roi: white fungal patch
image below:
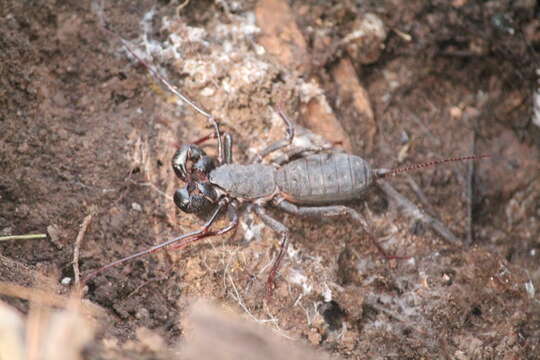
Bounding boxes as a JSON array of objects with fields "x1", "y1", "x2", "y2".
[
  {"x1": 214, "y1": 12, "x2": 260, "y2": 37},
  {"x1": 240, "y1": 212, "x2": 264, "y2": 243},
  {"x1": 224, "y1": 58, "x2": 270, "y2": 90},
  {"x1": 200, "y1": 86, "x2": 216, "y2": 97},
  {"x1": 533, "y1": 69, "x2": 540, "y2": 128},
  {"x1": 525, "y1": 280, "x2": 535, "y2": 299},
  {"x1": 123, "y1": 8, "x2": 270, "y2": 103},
  {"x1": 322, "y1": 283, "x2": 333, "y2": 302},
  {"x1": 288, "y1": 268, "x2": 313, "y2": 295},
  {"x1": 298, "y1": 79, "x2": 324, "y2": 103},
  {"x1": 182, "y1": 58, "x2": 220, "y2": 85}
]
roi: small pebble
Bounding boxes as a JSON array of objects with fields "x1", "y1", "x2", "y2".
[
  {"x1": 344, "y1": 13, "x2": 387, "y2": 65},
  {"x1": 131, "y1": 202, "x2": 143, "y2": 212}
]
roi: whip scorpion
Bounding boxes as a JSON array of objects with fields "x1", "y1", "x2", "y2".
[{"x1": 84, "y1": 33, "x2": 488, "y2": 295}]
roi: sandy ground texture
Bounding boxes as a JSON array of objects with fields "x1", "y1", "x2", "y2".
[{"x1": 1, "y1": 0, "x2": 540, "y2": 359}]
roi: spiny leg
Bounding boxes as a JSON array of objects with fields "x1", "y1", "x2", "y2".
[
  {"x1": 273, "y1": 198, "x2": 402, "y2": 260},
  {"x1": 253, "y1": 205, "x2": 290, "y2": 297}
]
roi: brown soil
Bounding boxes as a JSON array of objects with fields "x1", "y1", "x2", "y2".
[{"x1": 1, "y1": 0, "x2": 539, "y2": 358}]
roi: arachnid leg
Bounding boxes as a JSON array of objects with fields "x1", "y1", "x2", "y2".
[
  {"x1": 207, "y1": 115, "x2": 224, "y2": 165},
  {"x1": 110, "y1": 28, "x2": 226, "y2": 166},
  {"x1": 168, "y1": 199, "x2": 240, "y2": 251},
  {"x1": 190, "y1": 133, "x2": 231, "y2": 177},
  {"x1": 193, "y1": 132, "x2": 218, "y2": 145},
  {"x1": 190, "y1": 132, "x2": 233, "y2": 165},
  {"x1": 271, "y1": 144, "x2": 336, "y2": 166},
  {"x1": 273, "y1": 198, "x2": 402, "y2": 260},
  {"x1": 83, "y1": 198, "x2": 237, "y2": 282},
  {"x1": 253, "y1": 108, "x2": 295, "y2": 162},
  {"x1": 253, "y1": 205, "x2": 290, "y2": 298},
  {"x1": 223, "y1": 133, "x2": 233, "y2": 164},
  {"x1": 273, "y1": 197, "x2": 368, "y2": 225},
  {"x1": 192, "y1": 131, "x2": 233, "y2": 165}
]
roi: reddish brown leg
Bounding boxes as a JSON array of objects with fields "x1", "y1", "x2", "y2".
[
  {"x1": 191, "y1": 132, "x2": 232, "y2": 165},
  {"x1": 193, "y1": 132, "x2": 217, "y2": 145},
  {"x1": 253, "y1": 205, "x2": 290, "y2": 298},
  {"x1": 168, "y1": 204, "x2": 239, "y2": 251},
  {"x1": 83, "y1": 200, "x2": 238, "y2": 283}
]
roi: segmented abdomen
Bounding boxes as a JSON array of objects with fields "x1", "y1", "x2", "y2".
[{"x1": 275, "y1": 153, "x2": 372, "y2": 204}]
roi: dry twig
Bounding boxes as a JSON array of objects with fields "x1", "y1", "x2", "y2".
[
  {"x1": 0, "y1": 234, "x2": 47, "y2": 242},
  {"x1": 73, "y1": 208, "x2": 96, "y2": 286},
  {"x1": 377, "y1": 180, "x2": 461, "y2": 246}
]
